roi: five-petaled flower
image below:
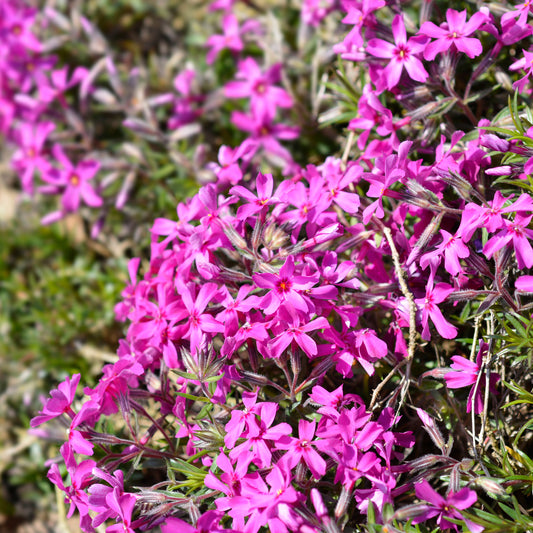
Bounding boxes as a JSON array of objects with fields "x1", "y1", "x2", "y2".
[
  {"x1": 419, "y1": 9, "x2": 487, "y2": 60},
  {"x1": 367, "y1": 15, "x2": 429, "y2": 90}
]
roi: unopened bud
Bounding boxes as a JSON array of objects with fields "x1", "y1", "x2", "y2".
[
  {"x1": 392, "y1": 503, "x2": 432, "y2": 521},
  {"x1": 334, "y1": 486, "x2": 351, "y2": 520},
  {"x1": 239, "y1": 370, "x2": 269, "y2": 387},
  {"x1": 474, "y1": 477, "x2": 508, "y2": 498},
  {"x1": 221, "y1": 221, "x2": 248, "y2": 251},
  {"x1": 262, "y1": 222, "x2": 288, "y2": 249},
  {"x1": 407, "y1": 454, "x2": 448, "y2": 471}
]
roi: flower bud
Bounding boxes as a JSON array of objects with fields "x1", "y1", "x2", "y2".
[{"x1": 474, "y1": 477, "x2": 508, "y2": 498}]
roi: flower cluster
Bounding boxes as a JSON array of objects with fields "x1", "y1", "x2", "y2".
[{"x1": 24, "y1": 0, "x2": 533, "y2": 531}]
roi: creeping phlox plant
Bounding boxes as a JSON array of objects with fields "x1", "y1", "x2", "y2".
[{"x1": 25, "y1": 0, "x2": 533, "y2": 531}]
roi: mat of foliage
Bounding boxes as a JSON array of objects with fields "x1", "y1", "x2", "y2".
[{"x1": 4, "y1": 0, "x2": 533, "y2": 532}]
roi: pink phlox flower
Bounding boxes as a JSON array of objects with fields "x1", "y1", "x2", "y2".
[
  {"x1": 207, "y1": 140, "x2": 256, "y2": 186},
  {"x1": 224, "y1": 390, "x2": 262, "y2": 448},
  {"x1": 197, "y1": 183, "x2": 238, "y2": 227},
  {"x1": 420, "y1": 229, "x2": 470, "y2": 275},
  {"x1": 483, "y1": 213, "x2": 533, "y2": 269},
  {"x1": 510, "y1": 49, "x2": 533, "y2": 92},
  {"x1": 1, "y1": 1, "x2": 42, "y2": 51},
  {"x1": 301, "y1": 0, "x2": 335, "y2": 27},
  {"x1": 84, "y1": 357, "x2": 144, "y2": 416},
  {"x1": 205, "y1": 14, "x2": 261, "y2": 64},
  {"x1": 88, "y1": 468, "x2": 127, "y2": 527},
  {"x1": 204, "y1": 452, "x2": 253, "y2": 497},
  {"x1": 335, "y1": 444, "x2": 381, "y2": 489},
  {"x1": 308, "y1": 384, "x2": 364, "y2": 420},
  {"x1": 320, "y1": 156, "x2": 361, "y2": 214},
  {"x1": 340, "y1": 0, "x2": 385, "y2": 34},
  {"x1": 11, "y1": 121, "x2": 54, "y2": 193},
  {"x1": 318, "y1": 322, "x2": 358, "y2": 378},
  {"x1": 47, "y1": 443, "x2": 96, "y2": 524},
  {"x1": 230, "y1": 172, "x2": 279, "y2": 220},
  {"x1": 268, "y1": 313, "x2": 329, "y2": 359},
  {"x1": 498, "y1": 13, "x2": 533, "y2": 46},
  {"x1": 41, "y1": 144, "x2": 102, "y2": 212},
  {"x1": 253, "y1": 255, "x2": 318, "y2": 315},
  {"x1": 333, "y1": 24, "x2": 366, "y2": 62},
  {"x1": 276, "y1": 419, "x2": 327, "y2": 479},
  {"x1": 151, "y1": 196, "x2": 202, "y2": 250},
  {"x1": 348, "y1": 84, "x2": 393, "y2": 149},
  {"x1": 415, "y1": 279, "x2": 458, "y2": 340},
  {"x1": 67, "y1": 400, "x2": 100, "y2": 456},
  {"x1": 39, "y1": 66, "x2": 88, "y2": 106},
  {"x1": 419, "y1": 9, "x2": 487, "y2": 60},
  {"x1": 445, "y1": 341, "x2": 500, "y2": 414},
  {"x1": 246, "y1": 464, "x2": 302, "y2": 529},
  {"x1": 367, "y1": 14, "x2": 429, "y2": 90},
  {"x1": 216, "y1": 285, "x2": 256, "y2": 336},
  {"x1": 167, "y1": 69, "x2": 204, "y2": 129},
  {"x1": 104, "y1": 490, "x2": 138, "y2": 533},
  {"x1": 230, "y1": 109, "x2": 299, "y2": 166},
  {"x1": 6, "y1": 48, "x2": 55, "y2": 94},
  {"x1": 413, "y1": 480, "x2": 483, "y2": 532},
  {"x1": 354, "y1": 328, "x2": 388, "y2": 375},
  {"x1": 315, "y1": 404, "x2": 373, "y2": 447},
  {"x1": 225, "y1": 58, "x2": 292, "y2": 118},
  {"x1": 277, "y1": 170, "x2": 335, "y2": 237},
  {"x1": 114, "y1": 258, "x2": 143, "y2": 322},
  {"x1": 502, "y1": 0, "x2": 533, "y2": 27},
  {"x1": 362, "y1": 150, "x2": 406, "y2": 224},
  {"x1": 208, "y1": 0, "x2": 238, "y2": 11},
  {"x1": 174, "y1": 280, "x2": 224, "y2": 354},
  {"x1": 228, "y1": 402, "x2": 292, "y2": 468},
  {"x1": 129, "y1": 282, "x2": 185, "y2": 344},
  {"x1": 458, "y1": 191, "x2": 533, "y2": 242},
  {"x1": 31, "y1": 373, "x2": 80, "y2": 427},
  {"x1": 221, "y1": 312, "x2": 269, "y2": 357},
  {"x1": 314, "y1": 250, "x2": 359, "y2": 290}
]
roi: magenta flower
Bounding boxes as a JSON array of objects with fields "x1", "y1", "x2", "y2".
[
  {"x1": 230, "y1": 109, "x2": 299, "y2": 165},
  {"x1": 11, "y1": 121, "x2": 54, "y2": 193},
  {"x1": 31, "y1": 374, "x2": 80, "y2": 426},
  {"x1": 230, "y1": 172, "x2": 279, "y2": 219},
  {"x1": 413, "y1": 480, "x2": 483, "y2": 532},
  {"x1": 445, "y1": 341, "x2": 500, "y2": 414},
  {"x1": 510, "y1": 49, "x2": 533, "y2": 93},
  {"x1": 105, "y1": 491, "x2": 138, "y2": 533},
  {"x1": 367, "y1": 15, "x2": 429, "y2": 90},
  {"x1": 269, "y1": 316, "x2": 329, "y2": 358},
  {"x1": 415, "y1": 281, "x2": 457, "y2": 341},
  {"x1": 175, "y1": 281, "x2": 224, "y2": 354},
  {"x1": 483, "y1": 213, "x2": 533, "y2": 269},
  {"x1": 457, "y1": 192, "x2": 533, "y2": 244},
  {"x1": 253, "y1": 255, "x2": 318, "y2": 315},
  {"x1": 206, "y1": 15, "x2": 260, "y2": 64},
  {"x1": 276, "y1": 419, "x2": 327, "y2": 479},
  {"x1": 1, "y1": 1, "x2": 42, "y2": 51},
  {"x1": 41, "y1": 144, "x2": 102, "y2": 212},
  {"x1": 419, "y1": 9, "x2": 487, "y2": 60},
  {"x1": 224, "y1": 58, "x2": 292, "y2": 118},
  {"x1": 420, "y1": 230, "x2": 470, "y2": 275},
  {"x1": 228, "y1": 402, "x2": 291, "y2": 468},
  {"x1": 47, "y1": 444, "x2": 96, "y2": 530}
]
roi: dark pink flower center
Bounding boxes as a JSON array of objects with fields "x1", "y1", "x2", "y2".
[
  {"x1": 395, "y1": 45, "x2": 409, "y2": 60},
  {"x1": 277, "y1": 278, "x2": 292, "y2": 293}
]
